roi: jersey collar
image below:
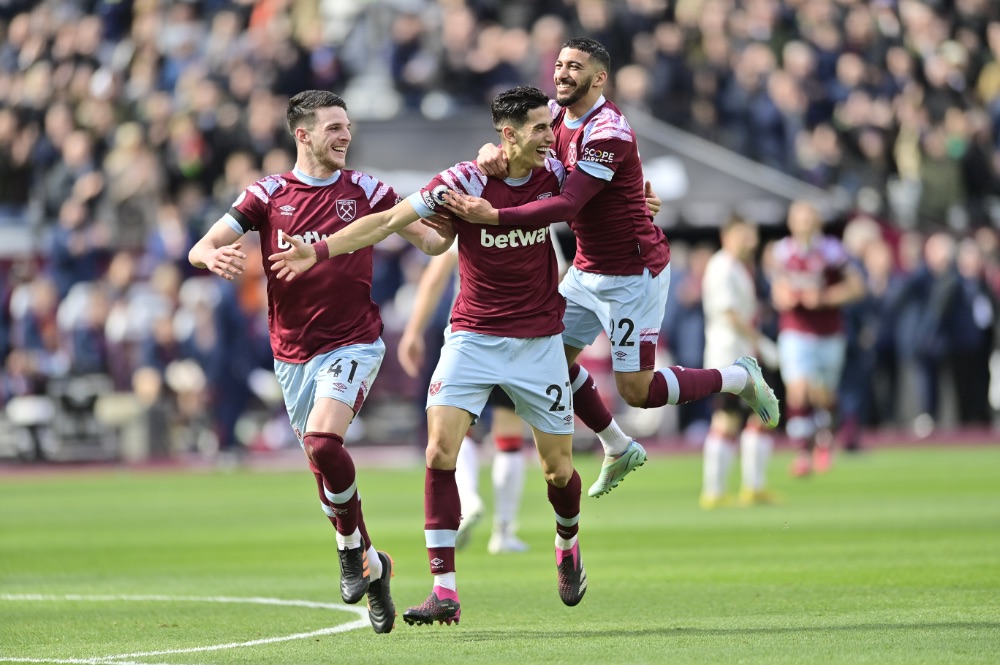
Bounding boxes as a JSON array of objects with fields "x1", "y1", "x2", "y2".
[
  {"x1": 504, "y1": 171, "x2": 533, "y2": 187},
  {"x1": 293, "y1": 165, "x2": 342, "y2": 187},
  {"x1": 563, "y1": 95, "x2": 606, "y2": 130}
]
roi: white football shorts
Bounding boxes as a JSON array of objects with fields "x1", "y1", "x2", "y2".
[
  {"x1": 274, "y1": 338, "x2": 386, "y2": 445},
  {"x1": 560, "y1": 265, "x2": 671, "y2": 372},
  {"x1": 776, "y1": 329, "x2": 846, "y2": 391},
  {"x1": 426, "y1": 328, "x2": 574, "y2": 434}
]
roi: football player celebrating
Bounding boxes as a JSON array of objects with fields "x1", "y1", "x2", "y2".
[
  {"x1": 189, "y1": 90, "x2": 455, "y2": 634},
  {"x1": 270, "y1": 86, "x2": 588, "y2": 626}
]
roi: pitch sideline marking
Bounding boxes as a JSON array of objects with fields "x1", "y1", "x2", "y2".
[{"x1": 0, "y1": 594, "x2": 369, "y2": 664}]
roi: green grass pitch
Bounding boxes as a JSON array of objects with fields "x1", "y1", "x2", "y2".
[{"x1": 1, "y1": 445, "x2": 998, "y2": 664}]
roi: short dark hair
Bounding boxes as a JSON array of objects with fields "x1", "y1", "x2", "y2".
[
  {"x1": 562, "y1": 37, "x2": 611, "y2": 73},
  {"x1": 491, "y1": 86, "x2": 551, "y2": 132},
  {"x1": 286, "y1": 90, "x2": 347, "y2": 134}
]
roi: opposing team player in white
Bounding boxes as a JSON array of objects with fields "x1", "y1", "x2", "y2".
[
  {"x1": 269, "y1": 86, "x2": 590, "y2": 626},
  {"x1": 451, "y1": 38, "x2": 780, "y2": 499},
  {"x1": 700, "y1": 216, "x2": 779, "y2": 508},
  {"x1": 188, "y1": 90, "x2": 455, "y2": 634}
]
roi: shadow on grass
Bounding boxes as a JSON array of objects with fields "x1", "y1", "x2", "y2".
[{"x1": 456, "y1": 622, "x2": 999, "y2": 641}]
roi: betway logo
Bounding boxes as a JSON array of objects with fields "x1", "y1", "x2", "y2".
[
  {"x1": 277, "y1": 229, "x2": 356, "y2": 255},
  {"x1": 480, "y1": 227, "x2": 548, "y2": 248},
  {"x1": 277, "y1": 229, "x2": 330, "y2": 248}
]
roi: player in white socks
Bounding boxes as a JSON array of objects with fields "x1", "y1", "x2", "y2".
[{"x1": 700, "y1": 216, "x2": 778, "y2": 507}]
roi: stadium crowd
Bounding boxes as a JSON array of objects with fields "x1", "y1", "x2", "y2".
[{"x1": 0, "y1": 0, "x2": 998, "y2": 461}]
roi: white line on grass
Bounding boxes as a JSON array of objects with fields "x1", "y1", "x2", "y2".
[{"x1": 0, "y1": 594, "x2": 369, "y2": 664}]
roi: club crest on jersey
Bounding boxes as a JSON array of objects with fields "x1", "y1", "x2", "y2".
[
  {"x1": 429, "y1": 381, "x2": 442, "y2": 396},
  {"x1": 567, "y1": 142, "x2": 578, "y2": 167},
  {"x1": 337, "y1": 199, "x2": 357, "y2": 221}
]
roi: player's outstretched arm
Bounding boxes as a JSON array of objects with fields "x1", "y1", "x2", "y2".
[
  {"x1": 450, "y1": 167, "x2": 607, "y2": 228},
  {"x1": 396, "y1": 210, "x2": 456, "y2": 256},
  {"x1": 397, "y1": 251, "x2": 458, "y2": 378},
  {"x1": 268, "y1": 199, "x2": 450, "y2": 281},
  {"x1": 189, "y1": 221, "x2": 247, "y2": 281}
]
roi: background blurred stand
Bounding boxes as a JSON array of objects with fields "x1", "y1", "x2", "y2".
[{"x1": 5, "y1": 375, "x2": 117, "y2": 462}]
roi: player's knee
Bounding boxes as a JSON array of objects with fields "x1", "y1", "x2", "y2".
[
  {"x1": 619, "y1": 381, "x2": 648, "y2": 408},
  {"x1": 541, "y1": 457, "x2": 573, "y2": 487},
  {"x1": 710, "y1": 410, "x2": 741, "y2": 438},
  {"x1": 303, "y1": 434, "x2": 343, "y2": 470},
  {"x1": 425, "y1": 438, "x2": 457, "y2": 470}
]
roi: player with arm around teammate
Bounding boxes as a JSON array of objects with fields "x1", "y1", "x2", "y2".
[
  {"x1": 448, "y1": 37, "x2": 780, "y2": 499},
  {"x1": 188, "y1": 90, "x2": 454, "y2": 634},
  {"x1": 270, "y1": 86, "x2": 589, "y2": 626}
]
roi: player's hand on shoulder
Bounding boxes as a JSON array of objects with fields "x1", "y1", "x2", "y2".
[
  {"x1": 442, "y1": 190, "x2": 499, "y2": 225},
  {"x1": 267, "y1": 234, "x2": 317, "y2": 281},
  {"x1": 476, "y1": 143, "x2": 508, "y2": 178},
  {"x1": 208, "y1": 242, "x2": 247, "y2": 281}
]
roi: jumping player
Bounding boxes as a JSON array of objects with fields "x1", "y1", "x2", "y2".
[{"x1": 453, "y1": 38, "x2": 780, "y2": 498}]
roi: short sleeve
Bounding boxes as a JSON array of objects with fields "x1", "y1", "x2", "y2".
[{"x1": 576, "y1": 109, "x2": 635, "y2": 182}]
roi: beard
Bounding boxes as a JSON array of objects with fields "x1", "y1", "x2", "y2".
[
  {"x1": 555, "y1": 74, "x2": 592, "y2": 107},
  {"x1": 312, "y1": 142, "x2": 344, "y2": 171}
]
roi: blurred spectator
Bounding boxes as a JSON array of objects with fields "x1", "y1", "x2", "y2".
[
  {"x1": 0, "y1": 108, "x2": 34, "y2": 227},
  {"x1": 662, "y1": 243, "x2": 713, "y2": 439},
  {"x1": 949, "y1": 238, "x2": 996, "y2": 425},
  {"x1": 47, "y1": 197, "x2": 109, "y2": 299}
]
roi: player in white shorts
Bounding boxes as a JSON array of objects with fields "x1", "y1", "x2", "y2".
[
  {"x1": 699, "y1": 216, "x2": 778, "y2": 508},
  {"x1": 188, "y1": 90, "x2": 455, "y2": 634},
  {"x1": 397, "y1": 243, "x2": 574, "y2": 554},
  {"x1": 453, "y1": 38, "x2": 780, "y2": 499},
  {"x1": 770, "y1": 200, "x2": 865, "y2": 477},
  {"x1": 269, "y1": 86, "x2": 590, "y2": 625}
]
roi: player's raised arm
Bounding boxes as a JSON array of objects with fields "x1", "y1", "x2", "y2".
[{"x1": 189, "y1": 220, "x2": 247, "y2": 281}]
